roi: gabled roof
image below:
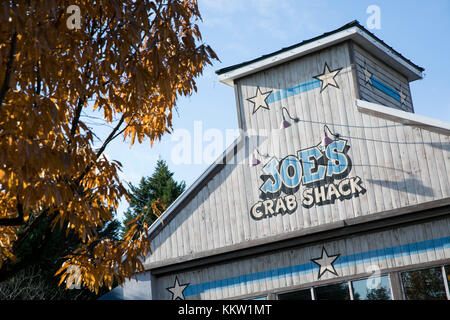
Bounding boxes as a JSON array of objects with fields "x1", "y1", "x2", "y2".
[{"x1": 216, "y1": 20, "x2": 424, "y2": 86}]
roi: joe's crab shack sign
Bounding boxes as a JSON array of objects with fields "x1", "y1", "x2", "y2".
[{"x1": 250, "y1": 126, "x2": 366, "y2": 221}]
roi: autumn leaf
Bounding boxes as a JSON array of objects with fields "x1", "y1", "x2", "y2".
[{"x1": 0, "y1": 0, "x2": 217, "y2": 291}]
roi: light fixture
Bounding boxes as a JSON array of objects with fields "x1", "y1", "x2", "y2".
[
  {"x1": 249, "y1": 149, "x2": 270, "y2": 167},
  {"x1": 322, "y1": 125, "x2": 340, "y2": 149},
  {"x1": 280, "y1": 107, "x2": 300, "y2": 129},
  {"x1": 249, "y1": 153, "x2": 261, "y2": 167}
]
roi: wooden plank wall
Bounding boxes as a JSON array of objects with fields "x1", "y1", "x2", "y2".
[
  {"x1": 146, "y1": 42, "x2": 450, "y2": 266},
  {"x1": 353, "y1": 43, "x2": 414, "y2": 112},
  {"x1": 153, "y1": 216, "x2": 450, "y2": 299}
]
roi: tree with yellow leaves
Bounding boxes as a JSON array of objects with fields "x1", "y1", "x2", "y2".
[{"x1": 0, "y1": 0, "x2": 217, "y2": 294}]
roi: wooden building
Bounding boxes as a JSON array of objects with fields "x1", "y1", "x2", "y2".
[{"x1": 102, "y1": 21, "x2": 450, "y2": 300}]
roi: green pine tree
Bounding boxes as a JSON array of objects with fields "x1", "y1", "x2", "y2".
[
  {"x1": 0, "y1": 214, "x2": 121, "y2": 300},
  {"x1": 121, "y1": 159, "x2": 186, "y2": 235}
]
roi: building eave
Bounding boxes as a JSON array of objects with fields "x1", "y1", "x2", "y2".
[
  {"x1": 216, "y1": 20, "x2": 424, "y2": 86},
  {"x1": 356, "y1": 99, "x2": 450, "y2": 136},
  {"x1": 145, "y1": 198, "x2": 450, "y2": 274}
]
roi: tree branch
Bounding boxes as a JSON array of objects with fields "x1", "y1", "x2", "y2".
[
  {"x1": 69, "y1": 14, "x2": 98, "y2": 140},
  {"x1": 74, "y1": 113, "x2": 126, "y2": 185},
  {"x1": 0, "y1": 203, "x2": 23, "y2": 226},
  {"x1": 96, "y1": 113, "x2": 125, "y2": 159},
  {"x1": 0, "y1": 31, "x2": 18, "y2": 108},
  {"x1": 69, "y1": 96, "x2": 86, "y2": 137},
  {"x1": 110, "y1": 114, "x2": 135, "y2": 141},
  {"x1": 35, "y1": 60, "x2": 41, "y2": 96},
  {"x1": 11, "y1": 209, "x2": 49, "y2": 252},
  {"x1": 0, "y1": 225, "x2": 53, "y2": 283}
]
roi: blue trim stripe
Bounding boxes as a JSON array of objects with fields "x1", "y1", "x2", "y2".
[
  {"x1": 370, "y1": 77, "x2": 401, "y2": 102},
  {"x1": 266, "y1": 79, "x2": 321, "y2": 105},
  {"x1": 258, "y1": 75, "x2": 401, "y2": 107},
  {"x1": 183, "y1": 236, "x2": 450, "y2": 297}
]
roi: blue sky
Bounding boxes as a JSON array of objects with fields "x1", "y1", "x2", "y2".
[{"x1": 105, "y1": 0, "x2": 450, "y2": 221}]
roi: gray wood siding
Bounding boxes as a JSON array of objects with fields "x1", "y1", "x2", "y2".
[
  {"x1": 146, "y1": 42, "x2": 450, "y2": 266},
  {"x1": 154, "y1": 216, "x2": 450, "y2": 299},
  {"x1": 353, "y1": 43, "x2": 414, "y2": 112}
]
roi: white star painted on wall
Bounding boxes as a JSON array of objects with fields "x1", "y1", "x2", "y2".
[
  {"x1": 314, "y1": 63, "x2": 342, "y2": 93},
  {"x1": 311, "y1": 247, "x2": 340, "y2": 279},
  {"x1": 247, "y1": 86, "x2": 272, "y2": 114},
  {"x1": 166, "y1": 276, "x2": 189, "y2": 300}
]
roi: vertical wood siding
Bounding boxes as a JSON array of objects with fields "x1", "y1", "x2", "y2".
[
  {"x1": 155, "y1": 217, "x2": 450, "y2": 299},
  {"x1": 146, "y1": 42, "x2": 450, "y2": 266},
  {"x1": 353, "y1": 43, "x2": 414, "y2": 112}
]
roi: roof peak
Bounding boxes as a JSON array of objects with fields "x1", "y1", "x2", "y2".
[{"x1": 215, "y1": 20, "x2": 423, "y2": 84}]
